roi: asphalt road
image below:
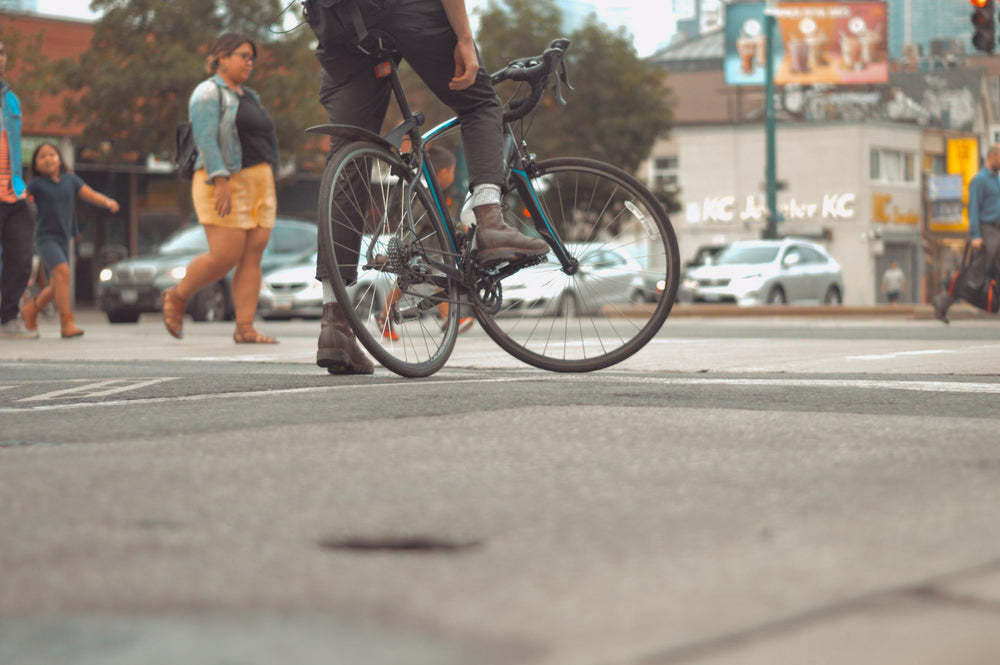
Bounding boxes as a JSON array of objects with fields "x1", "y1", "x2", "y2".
[{"x1": 2, "y1": 307, "x2": 1000, "y2": 665}]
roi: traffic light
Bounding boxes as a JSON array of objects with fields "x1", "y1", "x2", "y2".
[{"x1": 971, "y1": 0, "x2": 996, "y2": 53}]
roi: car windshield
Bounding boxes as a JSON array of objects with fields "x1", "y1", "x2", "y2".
[
  {"x1": 159, "y1": 227, "x2": 208, "y2": 255},
  {"x1": 715, "y1": 245, "x2": 780, "y2": 265}
]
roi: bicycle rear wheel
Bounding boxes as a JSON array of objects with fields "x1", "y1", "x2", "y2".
[
  {"x1": 318, "y1": 141, "x2": 460, "y2": 378},
  {"x1": 476, "y1": 157, "x2": 679, "y2": 372}
]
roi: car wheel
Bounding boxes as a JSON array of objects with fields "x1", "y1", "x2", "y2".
[
  {"x1": 190, "y1": 282, "x2": 227, "y2": 322},
  {"x1": 556, "y1": 292, "x2": 579, "y2": 317},
  {"x1": 766, "y1": 286, "x2": 787, "y2": 305},
  {"x1": 106, "y1": 309, "x2": 140, "y2": 324},
  {"x1": 629, "y1": 288, "x2": 645, "y2": 304},
  {"x1": 823, "y1": 285, "x2": 842, "y2": 305}
]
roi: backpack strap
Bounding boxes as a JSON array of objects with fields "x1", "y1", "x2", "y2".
[{"x1": 334, "y1": 1, "x2": 369, "y2": 47}]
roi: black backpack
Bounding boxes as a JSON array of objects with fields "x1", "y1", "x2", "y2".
[
  {"x1": 303, "y1": 0, "x2": 389, "y2": 53},
  {"x1": 174, "y1": 121, "x2": 197, "y2": 180}
]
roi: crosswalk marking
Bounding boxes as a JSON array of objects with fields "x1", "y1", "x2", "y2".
[{"x1": 15, "y1": 378, "x2": 178, "y2": 403}]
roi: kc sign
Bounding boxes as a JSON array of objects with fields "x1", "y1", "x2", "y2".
[{"x1": 686, "y1": 192, "x2": 856, "y2": 225}]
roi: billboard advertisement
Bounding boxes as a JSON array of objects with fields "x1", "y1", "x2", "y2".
[
  {"x1": 724, "y1": 2, "x2": 888, "y2": 87},
  {"x1": 725, "y1": 3, "x2": 769, "y2": 86},
  {"x1": 774, "y1": 2, "x2": 887, "y2": 85}
]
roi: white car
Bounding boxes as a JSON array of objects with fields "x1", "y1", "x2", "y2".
[
  {"x1": 259, "y1": 236, "x2": 393, "y2": 320},
  {"x1": 500, "y1": 244, "x2": 646, "y2": 316},
  {"x1": 682, "y1": 238, "x2": 843, "y2": 306}
]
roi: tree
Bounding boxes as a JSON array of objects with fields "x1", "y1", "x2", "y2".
[
  {"x1": 0, "y1": 22, "x2": 57, "y2": 120},
  {"x1": 62, "y1": 0, "x2": 325, "y2": 167},
  {"x1": 475, "y1": 0, "x2": 673, "y2": 175}
]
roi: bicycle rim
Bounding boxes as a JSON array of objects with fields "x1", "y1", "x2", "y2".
[
  {"x1": 319, "y1": 142, "x2": 459, "y2": 378},
  {"x1": 476, "y1": 157, "x2": 679, "y2": 372}
]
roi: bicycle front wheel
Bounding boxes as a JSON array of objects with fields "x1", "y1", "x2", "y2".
[
  {"x1": 476, "y1": 157, "x2": 680, "y2": 372},
  {"x1": 318, "y1": 141, "x2": 460, "y2": 378}
]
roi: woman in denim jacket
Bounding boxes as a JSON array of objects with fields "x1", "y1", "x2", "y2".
[{"x1": 162, "y1": 32, "x2": 280, "y2": 343}]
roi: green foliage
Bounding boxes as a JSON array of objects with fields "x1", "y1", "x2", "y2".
[
  {"x1": 476, "y1": 0, "x2": 673, "y2": 174},
  {"x1": 0, "y1": 22, "x2": 56, "y2": 119},
  {"x1": 62, "y1": 0, "x2": 324, "y2": 166}
]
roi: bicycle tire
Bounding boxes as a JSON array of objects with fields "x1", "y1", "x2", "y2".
[
  {"x1": 318, "y1": 141, "x2": 460, "y2": 378},
  {"x1": 475, "y1": 157, "x2": 679, "y2": 372}
]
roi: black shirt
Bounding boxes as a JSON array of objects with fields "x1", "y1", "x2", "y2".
[{"x1": 236, "y1": 92, "x2": 277, "y2": 169}]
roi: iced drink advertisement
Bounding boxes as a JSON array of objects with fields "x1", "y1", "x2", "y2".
[
  {"x1": 724, "y1": 2, "x2": 887, "y2": 87},
  {"x1": 774, "y1": 2, "x2": 887, "y2": 85},
  {"x1": 724, "y1": 3, "x2": 770, "y2": 86}
]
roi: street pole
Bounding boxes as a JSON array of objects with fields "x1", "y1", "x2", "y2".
[{"x1": 763, "y1": 7, "x2": 778, "y2": 240}]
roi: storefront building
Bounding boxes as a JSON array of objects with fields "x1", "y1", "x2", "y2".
[
  {"x1": 662, "y1": 121, "x2": 930, "y2": 305},
  {"x1": 646, "y1": 27, "x2": 993, "y2": 306}
]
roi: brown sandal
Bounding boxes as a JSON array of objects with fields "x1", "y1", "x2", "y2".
[
  {"x1": 233, "y1": 325, "x2": 278, "y2": 344},
  {"x1": 161, "y1": 287, "x2": 185, "y2": 339}
]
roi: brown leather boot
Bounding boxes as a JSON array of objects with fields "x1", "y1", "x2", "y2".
[
  {"x1": 473, "y1": 203, "x2": 549, "y2": 263},
  {"x1": 317, "y1": 302, "x2": 374, "y2": 375},
  {"x1": 21, "y1": 299, "x2": 40, "y2": 332},
  {"x1": 60, "y1": 313, "x2": 84, "y2": 338}
]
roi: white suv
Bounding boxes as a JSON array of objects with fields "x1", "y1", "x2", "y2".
[{"x1": 682, "y1": 238, "x2": 843, "y2": 306}]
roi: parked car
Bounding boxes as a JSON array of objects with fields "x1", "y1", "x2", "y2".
[
  {"x1": 97, "y1": 218, "x2": 317, "y2": 323},
  {"x1": 500, "y1": 244, "x2": 644, "y2": 316},
  {"x1": 629, "y1": 268, "x2": 668, "y2": 304},
  {"x1": 258, "y1": 239, "x2": 391, "y2": 320},
  {"x1": 678, "y1": 243, "x2": 727, "y2": 302},
  {"x1": 681, "y1": 238, "x2": 843, "y2": 306}
]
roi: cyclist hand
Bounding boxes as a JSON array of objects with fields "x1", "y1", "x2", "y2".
[
  {"x1": 449, "y1": 38, "x2": 478, "y2": 90},
  {"x1": 972, "y1": 237, "x2": 985, "y2": 249},
  {"x1": 213, "y1": 177, "x2": 233, "y2": 217}
]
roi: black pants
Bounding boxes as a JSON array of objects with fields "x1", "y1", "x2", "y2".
[
  {"x1": 314, "y1": 0, "x2": 503, "y2": 282},
  {"x1": 0, "y1": 200, "x2": 34, "y2": 324}
]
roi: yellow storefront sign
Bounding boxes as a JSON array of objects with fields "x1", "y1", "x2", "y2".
[{"x1": 935, "y1": 138, "x2": 979, "y2": 233}]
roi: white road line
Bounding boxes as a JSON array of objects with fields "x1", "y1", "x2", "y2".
[
  {"x1": 0, "y1": 377, "x2": 518, "y2": 413},
  {"x1": 3, "y1": 374, "x2": 1000, "y2": 414},
  {"x1": 846, "y1": 350, "x2": 957, "y2": 360},
  {"x1": 602, "y1": 376, "x2": 1000, "y2": 394},
  {"x1": 16, "y1": 378, "x2": 180, "y2": 403}
]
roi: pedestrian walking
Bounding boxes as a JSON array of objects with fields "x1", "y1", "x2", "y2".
[
  {"x1": 0, "y1": 39, "x2": 38, "y2": 339},
  {"x1": 161, "y1": 32, "x2": 280, "y2": 343},
  {"x1": 306, "y1": 0, "x2": 549, "y2": 374},
  {"x1": 20, "y1": 142, "x2": 119, "y2": 337},
  {"x1": 881, "y1": 260, "x2": 905, "y2": 305},
  {"x1": 932, "y1": 144, "x2": 1000, "y2": 324}
]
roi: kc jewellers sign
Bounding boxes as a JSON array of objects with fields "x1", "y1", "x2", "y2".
[{"x1": 685, "y1": 192, "x2": 857, "y2": 225}]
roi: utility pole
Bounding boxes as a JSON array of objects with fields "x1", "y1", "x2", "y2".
[{"x1": 763, "y1": 0, "x2": 779, "y2": 239}]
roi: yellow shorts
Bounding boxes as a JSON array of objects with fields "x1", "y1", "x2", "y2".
[{"x1": 192, "y1": 162, "x2": 277, "y2": 230}]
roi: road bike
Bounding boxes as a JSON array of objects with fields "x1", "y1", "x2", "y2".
[{"x1": 309, "y1": 37, "x2": 679, "y2": 378}]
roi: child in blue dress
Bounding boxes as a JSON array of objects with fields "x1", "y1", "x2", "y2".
[{"x1": 20, "y1": 142, "x2": 119, "y2": 337}]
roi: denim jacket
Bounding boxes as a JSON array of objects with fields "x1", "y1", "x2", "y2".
[
  {"x1": 189, "y1": 74, "x2": 278, "y2": 181},
  {"x1": 0, "y1": 80, "x2": 25, "y2": 197}
]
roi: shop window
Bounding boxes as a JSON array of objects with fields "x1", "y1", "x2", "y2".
[
  {"x1": 870, "y1": 148, "x2": 916, "y2": 184},
  {"x1": 652, "y1": 156, "x2": 679, "y2": 192}
]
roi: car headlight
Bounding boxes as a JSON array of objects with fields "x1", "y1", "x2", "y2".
[
  {"x1": 682, "y1": 277, "x2": 699, "y2": 290},
  {"x1": 167, "y1": 266, "x2": 187, "y2": 280},
  {"x1": 99, "y1": 268, "x2": 114, "y2": 282}
]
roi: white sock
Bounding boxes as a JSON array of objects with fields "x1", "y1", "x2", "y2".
[
  {"x1": 322, "y1": 279, "x2": 336, "y2": 304},
  {"x1": 470, "y1": 183, "x2": 501, "y2": 208}
]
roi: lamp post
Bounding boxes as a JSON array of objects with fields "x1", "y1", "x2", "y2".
[{"x1": 763, "y1": 0, "x2": 779, "y2": 240}]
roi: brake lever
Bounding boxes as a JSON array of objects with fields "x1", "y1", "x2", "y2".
[{"x1": 551, "y1": 58, "x2": 572, "y2": 105}]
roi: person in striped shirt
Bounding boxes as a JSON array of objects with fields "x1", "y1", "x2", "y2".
[{"x1": 0, "y1": 39, "x2": 37, "y2": 339}]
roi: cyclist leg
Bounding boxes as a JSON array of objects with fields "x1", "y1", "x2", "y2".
[
  {"x1": 384, "y1": 0, "x2": 548, "y2": 261},
  {"x1": 314, "y1": 50, "x2": 392, "y2": 374}
]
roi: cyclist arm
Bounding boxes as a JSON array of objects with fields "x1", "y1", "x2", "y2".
[{"x1": 440, "y1": 0, "x2": 478, "y2": 90}]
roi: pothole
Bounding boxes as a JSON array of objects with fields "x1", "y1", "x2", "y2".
[{"x1": 317, "y1": 535, "x2": 483, "y2": 553}]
